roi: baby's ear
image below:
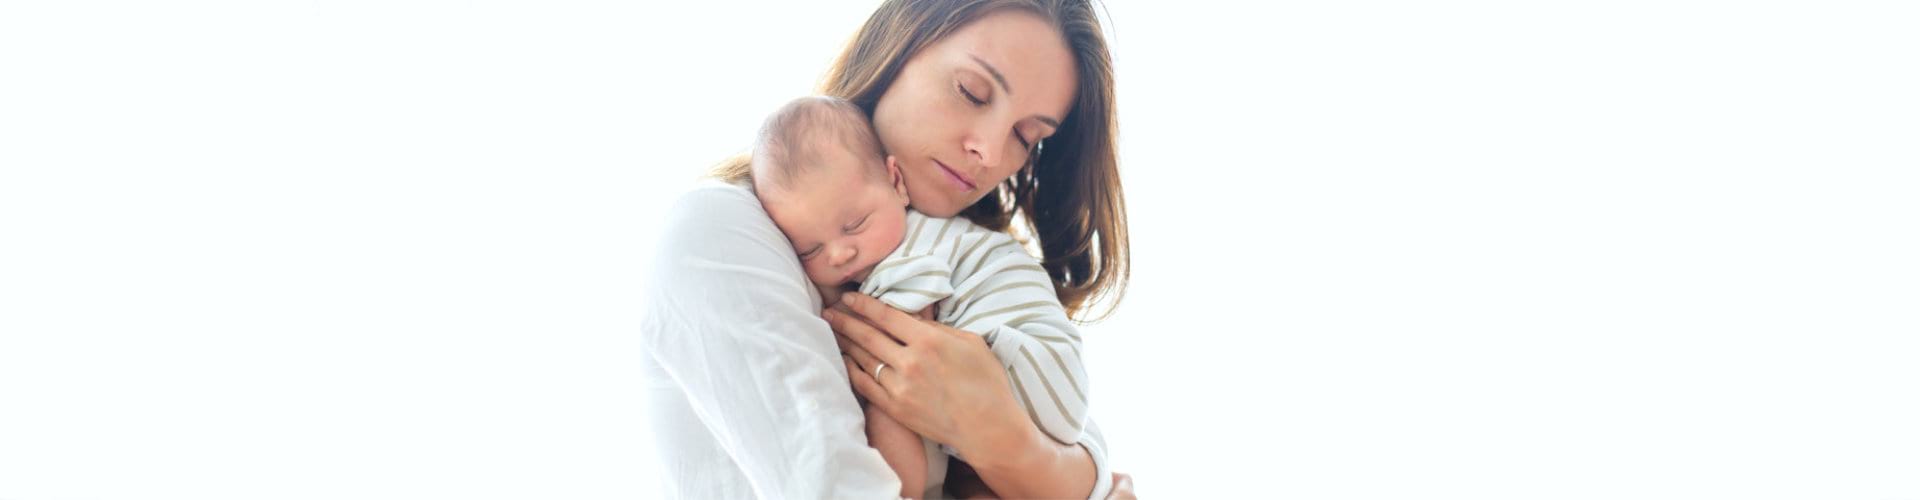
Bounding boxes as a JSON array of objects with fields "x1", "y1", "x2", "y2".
[{"x1": 886, "y1": 156, "x2": 909, "y2": 202}]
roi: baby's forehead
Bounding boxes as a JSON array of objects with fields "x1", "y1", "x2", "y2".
[
  {"x1": 782, "y1": 132, "x2": 884, "y2": 180},
  {"x1": 764, "y1": 144, "x2": 878, "y2": 190}
]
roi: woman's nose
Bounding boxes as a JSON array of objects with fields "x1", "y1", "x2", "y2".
[{"x1": 964, "y1": 128, "x2": 1000, "y2": 171}]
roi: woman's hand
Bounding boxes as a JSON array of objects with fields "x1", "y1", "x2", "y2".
[
  {"x1": 947, "y1": 466, "x2": 1137, "y2": 499},
  {"x1": 1107, "y1": 472, "x2": 1136, "y2": 499},
  {"x1": 825, "y1": 292, "x2": 1031, "y2": 458}
]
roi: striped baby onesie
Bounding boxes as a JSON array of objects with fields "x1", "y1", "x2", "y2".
[{"x1": 858, "y1": 210, "x2": 1092, "y2": 453}]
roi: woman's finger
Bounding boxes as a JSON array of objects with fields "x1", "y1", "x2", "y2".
[
  {"x1": 836, "y1": 292, "x2": 933, "y2": 345},
  {"x1": 1105, "y1": 472, "x2": 1135, "y2": 500},
  {"x1": 840, "y1": 355, "x2": 869, "y2": 405},
  {"x1": 824, "y1": 305, "x2": 907, "y2": 365},
  {"x1": 838, "y1": 334, "x2": 887, "y2": 385},
  {"x1": 843, "y1": 355, "x2": 895, "y2": 410}
]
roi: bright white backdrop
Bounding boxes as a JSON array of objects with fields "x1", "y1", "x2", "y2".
[{"x1": 3, "y1": 1, "x2": 1917, "y2": 499}]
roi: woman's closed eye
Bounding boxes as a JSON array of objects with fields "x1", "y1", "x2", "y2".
[
  {"x1": 958, "y1": 78, "x2": 1041, "y2": 150},
  {"x1": 957, "y1": 80, "x2": 987, "y2": 106}
]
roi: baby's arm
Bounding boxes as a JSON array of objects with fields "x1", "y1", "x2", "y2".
[
  {"x1": 981, "y1": 316, "x2": 1091, "y2": 445},
  {"x1": 864, "y1": 402, "x2": 928, "y2": 498},
  {"x1": 957, "y1": 244, "x2": 1094, "y2": 446}
]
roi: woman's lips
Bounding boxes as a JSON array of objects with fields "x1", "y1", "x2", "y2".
[{"x1": 933, "y1": 159, "x2": 977, "y2": 192}]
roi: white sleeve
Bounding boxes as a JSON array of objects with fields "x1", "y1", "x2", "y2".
[
  {"x1": 1079, "y1": 418, "x2": 1116, "y2": 500},
  {"x1": 641, "y1": 181, "x2": 902, "y2": 499}
]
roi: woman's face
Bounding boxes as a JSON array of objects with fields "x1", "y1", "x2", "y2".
[{"x1": 871, "y1": 9, "x2": 1078, "y2": 218}]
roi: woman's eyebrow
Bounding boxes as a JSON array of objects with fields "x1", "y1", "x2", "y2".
[
  {"x1": 968, "y1": 54, "x2": 1014, "y2": 95},
  {"x1": 968, "y1": 54, "x2": 1063, "y2": 128}
]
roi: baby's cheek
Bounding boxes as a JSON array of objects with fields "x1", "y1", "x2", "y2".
[
  {"x1": 870, "y1": 231, "x2": 904, "y2": 262},
  {"x1": 802, "y1": 261, "x2": 832, "y2": 285},
  {"x1": 880, "y1": 219, "x2": 908, "y2": 248}
]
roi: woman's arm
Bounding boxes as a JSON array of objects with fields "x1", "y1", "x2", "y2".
[
  {"x1": 642, "y1": 182, "x2": 901, "y2": 498},
  {"x1": 963, "y1": 419, "x2": 1099, "y2": 498},
  {"x1": 949, "y1": 465, "x2": 1139, "y2": 500},
  {"x1": 827, "y1": 292, "x2": 1115, "y2": 499}
]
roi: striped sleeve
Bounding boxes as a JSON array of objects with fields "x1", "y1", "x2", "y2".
[
  {"x1": 907, "y1": 211, "x2": 1110, "y2": 499},
  {"x1": 937, "y1": 222, "x2": 1092, "y2": 447},
  {"x1": 859, "y1": 214, "x2": 957, "y2": 314}
]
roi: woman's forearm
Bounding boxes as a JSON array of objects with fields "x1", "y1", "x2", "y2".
[{"x1": 966, "y1": 422, "x2": 1097, "y2": 499}]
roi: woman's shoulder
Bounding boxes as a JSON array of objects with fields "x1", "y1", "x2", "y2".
[
  {"x1": 656, "y1": 179, "x2": 775, "y2": 242},
  {"x1": 648, "y1": 179, "x2": 813, "y2": 301},
  {"x1": 644, "y1": 179, "x2": 825, "y2": 345},
  {"x1": 665, "y1": 178, "x2": 756, "y2": 217}
]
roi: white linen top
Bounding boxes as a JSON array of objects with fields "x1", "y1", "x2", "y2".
[{"x1": 640, "y1": 180, "x2": 1113, "y2": 499}]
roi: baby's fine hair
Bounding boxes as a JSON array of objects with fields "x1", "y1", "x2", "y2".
[{"x1": 750, "y1": 95, "x2": 887, "y2": 191}]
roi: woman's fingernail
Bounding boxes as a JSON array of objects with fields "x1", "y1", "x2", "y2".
[{"x1": 821, "y1": 309, "x2": 835, "y2": 321}]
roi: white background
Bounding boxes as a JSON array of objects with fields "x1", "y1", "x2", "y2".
[{"x1": 4, "y1": 1, "x2": 1917, "y2": 499}]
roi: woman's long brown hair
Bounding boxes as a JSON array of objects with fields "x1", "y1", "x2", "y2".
[{"x1": 712, "y1": 0, "x2": 1127, "y2": 322}]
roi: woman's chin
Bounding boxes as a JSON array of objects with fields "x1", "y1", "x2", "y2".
[{"x1": 911, "y1": 199, "x2": 965, "y2": 218}]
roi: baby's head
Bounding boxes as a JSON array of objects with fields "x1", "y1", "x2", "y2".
[{"x1": 751, "y1": 96, "x2": 910, "y2": 290}]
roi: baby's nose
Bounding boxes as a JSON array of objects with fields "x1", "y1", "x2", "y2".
[{"x1": 830, "y1": 245, "x2": 857, "y2": 266}]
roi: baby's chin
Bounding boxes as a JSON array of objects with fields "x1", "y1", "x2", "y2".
[
  {"x1": 813, "y1": 280, "x2": 860, "y2": 307},
  {"x1": 813, "y1": 267, "x2": 875, "y2": 290},
  {"x1": 814, "y1": 279, "x2": 859, "y2": 295}
]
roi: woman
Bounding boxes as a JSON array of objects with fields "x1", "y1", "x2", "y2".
[{"x1": 642, "y1": 1, "x2": 1132, "y2": 497}]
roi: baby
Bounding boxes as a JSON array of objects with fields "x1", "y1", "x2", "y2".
[{"x1": 750, "y1": 96, "x2": 1094, "y2": 499}]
